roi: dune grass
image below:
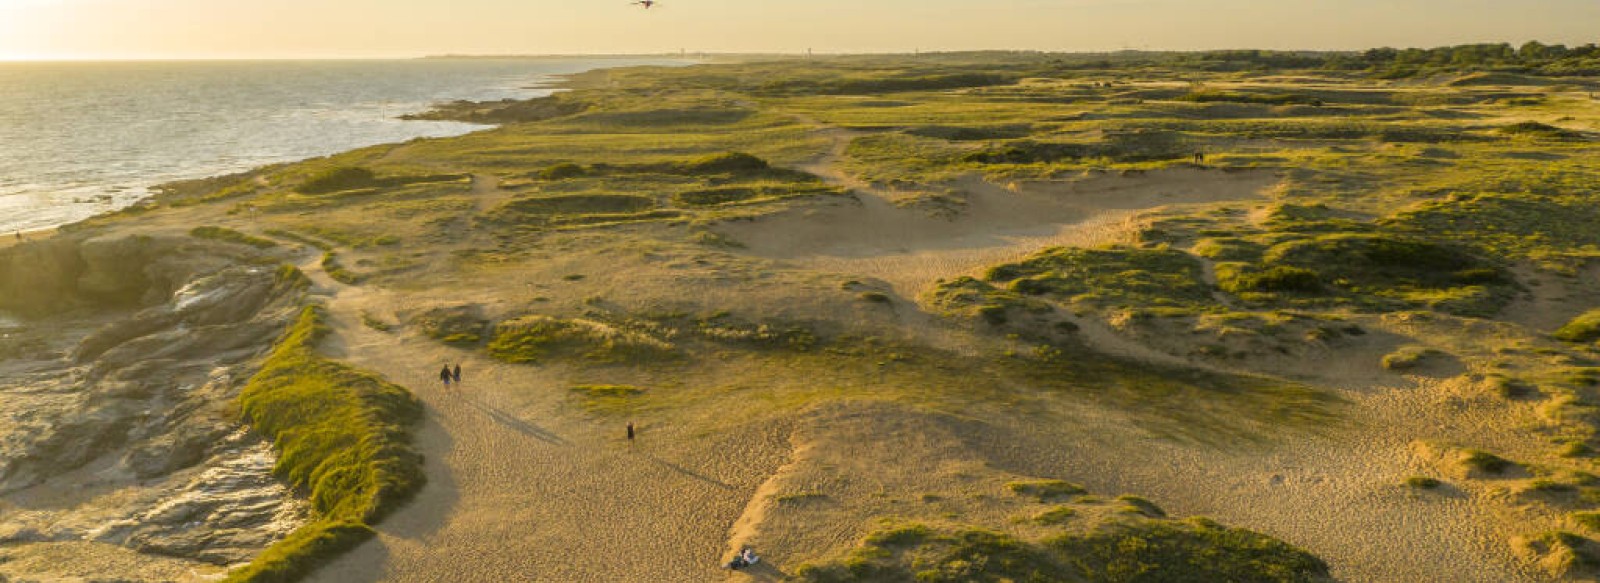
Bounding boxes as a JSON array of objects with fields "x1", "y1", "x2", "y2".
[
  {"x1": 1557, "y1": 311, "x2": 1600, "y2": 344},
  {"x1": 224, "y1": 306, "x2": 423, "y2": 583},
  {"x1": 795, "y1": 514, "x2": 1329, "y2": 583},
  {"x1": 191, "y1": 226, "x2": 279, "y2": 249},
  {"x1": 487, "y1": 315, "x2": 677, "y2": 365}
]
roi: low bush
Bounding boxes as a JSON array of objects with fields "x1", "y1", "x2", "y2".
[
  {"x1": 1499, "y1": 121, "x2": 1583, "y2": 139},
  {"x1": 1219, "y1": 265, "x2": 1323, "y2": 294},
  {"x1": 300, "y1": 167, "x2": 378, "y2": 194},
  {"x1": 1005, "y1": 479, "x2": 1087, "y2": 501},
  {"x1": 191, "y1": 226, "x2": 279, "y2": 249},
  {"x1": 488, "y1": 315, "x2": 675, "y2": 364},
  {"x1": 1382, "y1": 346, "x2": 1442, "y2": 371},
  {"x1": 1405, "y1": 476, "x2": 1443, "y2": 489},
  {"x1": 1556, "y1": 310, "x2": 1600, "y2": 343}
]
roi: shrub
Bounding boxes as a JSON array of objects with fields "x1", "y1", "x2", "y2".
[
  {"x1": 1005, "y1": 479, "x2": 1087, "y2": 501},
  {"x1": 1405, "y1": 476, "x2": 1443, "y2": 489},
  {"x1": 1051, "y1": 517, "x2": 1330, "y2": 582},
  {"x1": 413, "y1": 305, "x2": 488, "y2": 346},
  {"x1": 673, "y1": 187, "x2": 760, "y2": 207},
  {"x1": 191, "y1": 226, "x2": 278, "y2": 249},
  {"x1": 1499, "y1": 121, "x2": 1582, "y2": 139},
  {"x1": 984, "y1": 246, "x2": 1212, "y2": 311},
  {"x1": 1219, "y1": 265, "x2": 1323, "y2": 294},
  {"x1": 1382, "y1": 346, "x2": 1442, "y2": 371},
  {"x1": 684, "y1": 152, "x2": 770, "y2": 174},
  {"x1": 488, "y1": 315, "x2": 675, "y2": 364},
  {"x1": 1556, "y1": 310, "x2": 1600, "y2": 343},
  {"x1": 539, "y1": 163, "x2": 587, "y2": 180},
  {"x1": 1461, "y1": 449, "x2": 1513, "y2": 474},
  {"x1": 860, "y1": 291, "x2": 893, "y2": 304},
  {"x1": 300, "y1": 166, "x2": 377, "y2": 194}
]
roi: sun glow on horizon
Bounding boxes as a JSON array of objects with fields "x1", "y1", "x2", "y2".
[{"x1": 1, "y1": 0, "x2": 1597, "y2": 59}]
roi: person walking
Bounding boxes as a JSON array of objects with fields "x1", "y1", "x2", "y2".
[
  {"x1": 452, "y1": 364, "x2": 462, "y2": 384},
  {"x1": 440, "y1": 365, "x2": 453, "y2": 388}
]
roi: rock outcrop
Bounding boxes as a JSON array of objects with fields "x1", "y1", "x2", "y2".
[{"x1": 0, "y1": 241, "x2": 311, "y2": 574}]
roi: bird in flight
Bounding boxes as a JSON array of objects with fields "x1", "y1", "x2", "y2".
[{"x1": 633, "y1": 0, "x2": 658, "y2": 8}]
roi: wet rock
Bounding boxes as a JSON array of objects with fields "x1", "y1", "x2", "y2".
[{"x1": 94, "y1": 438, "x2": 307, "y2": 565}]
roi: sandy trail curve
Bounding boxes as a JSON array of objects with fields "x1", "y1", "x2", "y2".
[{"x1": 299, "y1": 260, "x2": 785, "y2": 583}]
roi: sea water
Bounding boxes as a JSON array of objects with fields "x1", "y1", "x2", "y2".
[{"x1": 0, "y1": 58, "x2": 687, "y2": 234}]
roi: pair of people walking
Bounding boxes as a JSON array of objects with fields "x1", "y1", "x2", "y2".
[{"x1": 440, "y1": 364, "x2": 462, "y2": 387}]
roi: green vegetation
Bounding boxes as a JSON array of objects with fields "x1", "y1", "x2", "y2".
[
  {"x1": 796, "y1": 515, "x2": 1329, "y2": 583},
  {"x1": 1006, "y1": 479, "x2": 1088, "y2": 501},
  {"x1": 984, "y1": 246, "x2": 1212, "y2": 312},
  {"x1": 320, "y1": 252, "x2": 364, "y2": 285},
  {"x1": 1499, "y1": 121, "x2": 1583, "y2": 139},
  {"x1": 300, "y1": 166, "x2": 378, "y2": 194},
  {"x1": 1557, "y1": 310, "x2": 1600, "y2": 343},
  {"x1": 487, "y1": 315, "x2": 676, "y2": 364},
  {"x1": 225, "y1": 306, "x2": 422, "y2": 582},
  {"x1": 1462, "y1": 449, "x2": 1514, "y2": 475},
  {"x1": 568, "y1": 384, "x2": 647, "y2": 414},
  {"x1": 413, "y1": 306, "x2": 488, "y2": 346},
  {"x1": 1405, "y1": 476, "x2": 1443, "y2": 489},
  {"x1": 1382, "y1": 346, "x2": 1443, "y2": 371},
  {"x1": 190, "y1": 226, "x2": 279, "y2": 249}
]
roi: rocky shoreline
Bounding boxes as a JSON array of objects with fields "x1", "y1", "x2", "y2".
[{"x1": 0, "y1": 234, "x2": 310, "y2": 579}]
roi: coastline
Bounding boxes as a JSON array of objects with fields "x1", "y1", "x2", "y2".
[{"x1": 2, "y1": 58, "x2": 694, "y2": 238}]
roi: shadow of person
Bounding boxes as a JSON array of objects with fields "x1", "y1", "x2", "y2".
[
  {"x1": 462, "y1": 397, "x2": 568, "y2": 445},
  {"x1": 734, "y1": 560, "x2": 789, "y2": 582}
]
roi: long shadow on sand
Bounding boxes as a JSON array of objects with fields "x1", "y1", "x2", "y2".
[
  {"x1": 641, "y1": 452, "x2": 736, "y2": 491},
  {"x1": 462, "y1": 396, "x2": 568, "y2": 445}
]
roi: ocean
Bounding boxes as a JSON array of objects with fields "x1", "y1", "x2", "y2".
[{"x1": 0, "y1": 58, "x2": 687, "y2": 234}]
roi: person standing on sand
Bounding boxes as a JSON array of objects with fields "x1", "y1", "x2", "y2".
[
  {"x1": 452, "y1": 364, "x2": 462, "y2": 384},
  {"x1": 626, "y1": 422, "x2": 635, "y2": 443},
  {"x1": 440, "y1": 365, "x2": 453, "y2": 388}
]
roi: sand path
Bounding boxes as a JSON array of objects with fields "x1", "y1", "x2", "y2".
[{"x1": 299, "y1": 258, "x2": 782, "y2": 583}]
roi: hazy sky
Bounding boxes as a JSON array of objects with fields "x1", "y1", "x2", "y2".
[{"x1": 1, "y1": 0, "x2": 1596, "y2": 60}]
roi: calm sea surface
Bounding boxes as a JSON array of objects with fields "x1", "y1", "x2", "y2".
[{"x1": 0, "y1": 58, "x2": 685, "y2": 233}]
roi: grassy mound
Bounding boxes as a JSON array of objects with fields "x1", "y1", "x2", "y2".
[
  {"x1": 795, "y1": 516, "x2": 1329, "y2": 583},
  {"x1": 495, "y1": 194, "x2": 657, "y2": 217},
  {"x1": 224, "y1": 306, "x2": 424, "y2": 582},
  {"x1": 1499, "y1": 121, "x2": 1583, "y2": 139},
  {"x1": 413, "y1": 305, "x2": 490, "y2": 346},
  {"x1": 963, "y1": 132, "x2": 1190, "y2": 165},
  {"x1": 1180, "y1": 90, "x2": 1324, "y2": 106},
  {"x1": 191, "y1": 226, "x2": 279, "y2": 249},
  {"x1": 984, "y1": 246, "x2": 1213, "y2": 312},
  {"x1": 1556, "y1": 310, "x2": 1600, "y2": 343},
  {"x1": 487, "y1": 315, "x2": 676, "y2": 364},
  {"x1": 299, "y1": 167, "x2": 378, "y2": 194},
  {"x1": 1252, "y1": 234, "x2": 1512, "y2": 316}
]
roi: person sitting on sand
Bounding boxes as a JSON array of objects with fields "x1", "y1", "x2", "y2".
[{"x1": 725, "y1": 547, "x2": 759, "y2": 570}]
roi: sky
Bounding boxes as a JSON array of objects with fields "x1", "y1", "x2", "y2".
[{"x1": 0, "y1": 0, "x2": 1597, "y2": 60}]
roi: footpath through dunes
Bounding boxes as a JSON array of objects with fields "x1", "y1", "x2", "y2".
[
  {"x1": 297, "y1": 262, "x2": 791, "y2": 583},
  {"x1": 715, "y1": 167, "x2": 1279, "y2": 298}
]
